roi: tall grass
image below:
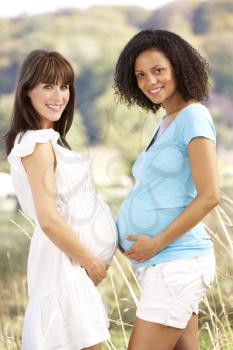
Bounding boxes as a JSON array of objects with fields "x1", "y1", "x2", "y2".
[{"x1": 0, "y1": 193, "x2": 233, "y2": 349}]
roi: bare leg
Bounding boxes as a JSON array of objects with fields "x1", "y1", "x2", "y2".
[
  {"x1": 173, "y1": 314, "x2": 199, "y2": 350},
  {"x1": 83, "y1": 343, "x2": 101, "y2": 350},
  {"x1": 128, "y1": 317, "x2": 183, "y2": 350}
]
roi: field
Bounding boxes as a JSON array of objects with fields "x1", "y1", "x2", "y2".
[{"x1": 0, "y1": 190, "x2": 233, "y2": 350}]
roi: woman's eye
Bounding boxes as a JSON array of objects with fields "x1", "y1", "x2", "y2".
[
  {"x1": 61, "y1": 85, "x2": 69, "y2": 90},
  {"x1": 154, "y1": 68, "x2": 163, "y2": 75},
  {"x1": 136, "y1": 73, "x2": 144, "y2": 79},
  {"x1": 43, "y1": 84, "x2": 52, "y2": 89}
]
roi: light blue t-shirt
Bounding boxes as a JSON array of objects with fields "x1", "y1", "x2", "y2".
[{"x1": 116, "y1": 103, "x2": 216, "y2": 268}]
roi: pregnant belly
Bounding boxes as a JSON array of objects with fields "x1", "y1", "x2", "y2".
[
  {"x1": 67, "y1": 194, "x2": 118, "y2": 265},
  {"x1": 116, "y1": 200, "x2": 185, "y2": 252}
]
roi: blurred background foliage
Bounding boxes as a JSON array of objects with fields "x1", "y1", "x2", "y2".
[{"x1": 0, "y1": 0, "x2": 233, "y2": 156}]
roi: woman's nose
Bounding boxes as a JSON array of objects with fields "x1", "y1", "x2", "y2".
[
  {"x1": 53, "y1": 87, "x2": 63, "y2": 99},
  {"x1": 146, "y1": 74, "x2": 158, "y2": 85}
]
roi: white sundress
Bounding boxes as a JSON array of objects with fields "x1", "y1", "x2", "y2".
[{"x1": 7, "y1": 128, "x2": 118, "y2": 350}]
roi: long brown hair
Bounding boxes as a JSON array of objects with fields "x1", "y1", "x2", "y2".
[{"x1": 4, "y1": 49, "x2": 75, "y2": 155}]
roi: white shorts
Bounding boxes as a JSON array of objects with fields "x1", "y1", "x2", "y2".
[{"x1": 135, "y1": 253, "x2": 215, "y2": 329}]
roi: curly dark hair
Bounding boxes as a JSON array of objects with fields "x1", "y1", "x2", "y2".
[{"x1": 113, "y1": 29, "x2": 209, "y2": 113}]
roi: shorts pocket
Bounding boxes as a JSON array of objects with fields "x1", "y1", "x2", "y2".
[
  {"x1": 198, "y1": 254, "x2": 216, "y2": 289},
  {"x1": 202, "y1": 265, "x2": 215, "y2": 288},
  {"x1": 160, "y1": 259, "x2": 196, "y2": 297},
  {"x1": 135, "y1": 266, "x2": 150, "y2": 286}
]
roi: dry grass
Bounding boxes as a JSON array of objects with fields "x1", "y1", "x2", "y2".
[{"x1": 0, "y1": 193, "x2": 233, "y2": 350}]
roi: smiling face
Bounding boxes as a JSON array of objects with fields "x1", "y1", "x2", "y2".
[
  {"x1": 28, "y1": 81, "x2": 70, "y2": 129},
  {"x1": 135, "y1": 49, "x2": 184, "y2": 113}
]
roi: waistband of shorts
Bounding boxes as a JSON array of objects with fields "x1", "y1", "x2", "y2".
[{"x1": 135, "y1": 252, "x2": 215, "y2": 273}]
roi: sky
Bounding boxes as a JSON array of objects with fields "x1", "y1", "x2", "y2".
[{"x1": 0, "y1": 0, "x2": 175, "y2": 17}]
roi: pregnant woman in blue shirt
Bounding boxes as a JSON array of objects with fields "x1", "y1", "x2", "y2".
[{"x1": 114, "y1": 30, "x2": 219, "y2": 350}]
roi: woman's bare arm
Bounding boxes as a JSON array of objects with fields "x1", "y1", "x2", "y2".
[
  {"x1": 125, "y1": 137, "x2": 220, "y2": 261},
  {"x1": 22, "y1": 141, "x2": 107, "y2": 284}
]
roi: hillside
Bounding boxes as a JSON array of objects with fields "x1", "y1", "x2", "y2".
[{"x1": 0, "y1": 0, "x2": 232, "y2": 157}]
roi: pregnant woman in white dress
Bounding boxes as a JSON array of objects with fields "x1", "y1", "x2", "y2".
[{"x1": 4, "y1": 50, "x2": 118, "y2": 350}]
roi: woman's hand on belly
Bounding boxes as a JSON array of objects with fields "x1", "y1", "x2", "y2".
[{"x1": 124, "y1": 234, "x2": 162, "y2": 262}]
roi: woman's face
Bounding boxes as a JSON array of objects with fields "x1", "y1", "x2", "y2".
[
  {"x1": 135, "y1": 49, "x2": 182, "y2": 111},
  {"x1": 28, "y1": 81, "x2": 70, "y2": 129}
]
